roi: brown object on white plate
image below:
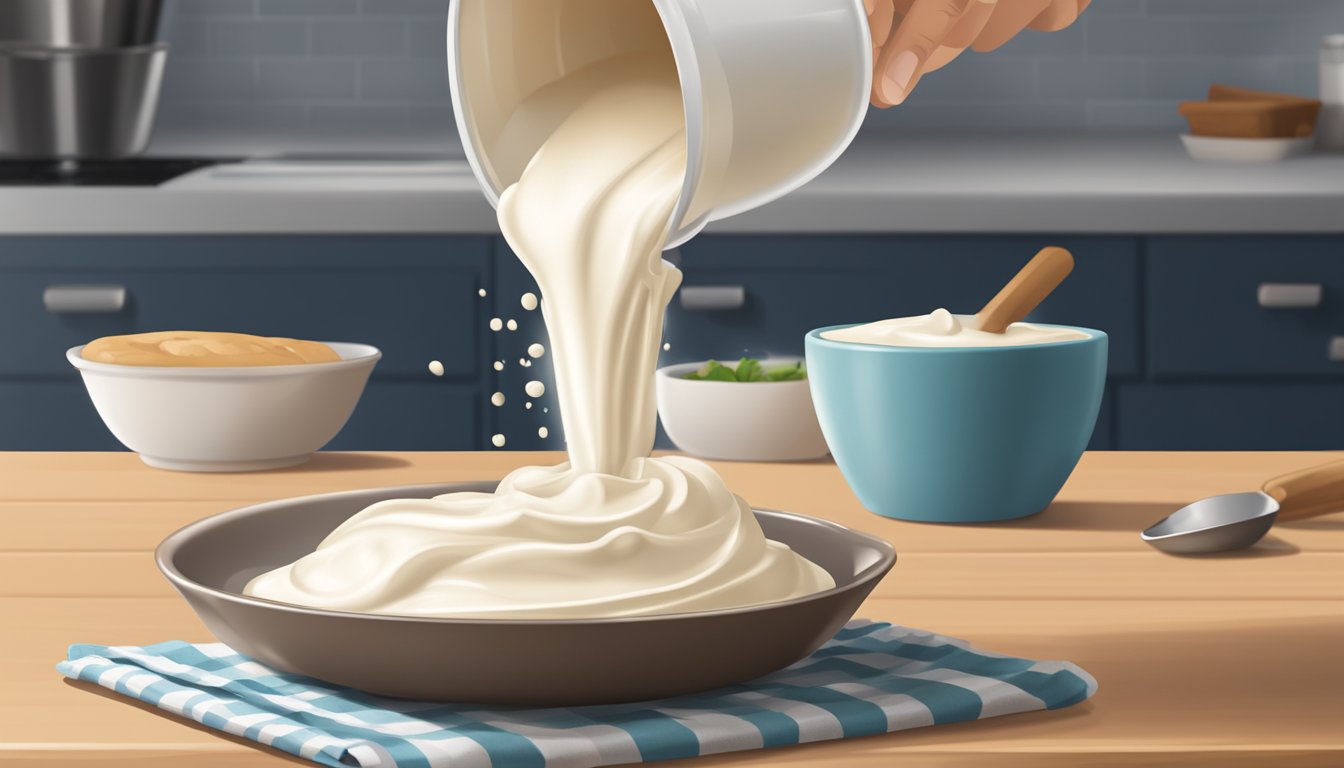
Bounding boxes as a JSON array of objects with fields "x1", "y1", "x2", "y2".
[
  {"x1": 1208, "y1": 84, "x2": 1319, "y2": 104},
  {"x1": 1179, "y1": 84, "x2": 1322, "y2": 139},
  {"x1": 974, "y1": 246, "x2": 1075, "y2": 334}
]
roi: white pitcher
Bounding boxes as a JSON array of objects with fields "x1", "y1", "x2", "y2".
[{"x1": 448, "y1": 0, "x2": 871, "y2": 248}]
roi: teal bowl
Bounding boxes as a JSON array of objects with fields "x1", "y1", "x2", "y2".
[{"x1": 805, "y1": 325, "x2": 1107, "y2": 523}]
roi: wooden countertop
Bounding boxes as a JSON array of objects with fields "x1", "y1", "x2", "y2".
[{"x1": 2, "y1": 450, "x2": 1342, "y2": 767}]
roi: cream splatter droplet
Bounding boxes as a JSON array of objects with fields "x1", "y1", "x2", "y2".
[
  {"x1": 489, "y1": 318, "x2": 503, "y2": 332},
  {"x1": 538, "y1": 426, "x2": 549, "y2": 439},
  {"x1": 491, "y1": 434, "x2": 506, "y2": 448},
  {"x1": 491, "y1": 392, "x2": 505, "y2": 407},
  {"x1": 528, "y1": 343, "x2": 546, "y2": 358},
  {"x1": 663, "y1": 342, "x2": 671, "y2": 351},
  {"x1": 525, "y1": 380, "x2": 546, "y2": 398},
  {"x1": 520, "y1": 292, "x2": 539, "y2": 311},
  {"x1": 428, "y1": 360, "x2": 444, "y2": 377},
  {"x1": 493, "y1": 360, "x2": 505, "y2": 371},
  {"x1": 478, "y1": 288, "x2": 487, "y2": 298},
  {"x1": 507, "y1": 319, "x2": 519, "y2": 331},
  {"x1": 525, "y1": 402, "x2": 533, "y2": 410}
]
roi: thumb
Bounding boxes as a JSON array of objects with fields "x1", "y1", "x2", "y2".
[{"x1": 874, "y1": 0, "x2": 972, "y2": 106}]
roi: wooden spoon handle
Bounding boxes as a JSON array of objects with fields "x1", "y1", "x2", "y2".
[
  {"x1": 975, "y1": 247, "x2": 1075, "y2": 334},
  {"x1": 1262, "y1": 458, "x2": 1344, "y2": 521}
]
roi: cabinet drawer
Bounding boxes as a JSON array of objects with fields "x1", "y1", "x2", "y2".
[
  {"x1": 664, "y1": 235, "x2": 1141, "y2": 377},
  {"x1": 1090, "y1": 386, "x2": 1115, "y2": 450},
  {"x1": 327, "y1": 382, "x2": 481, "y2": 451},
  {"x1": 1148, "y1": 237, "x2": 1344, "y2": 378},
  {"x1": 0, "y1": 236, "x2": 491, "y2": 380},
  {"x1": 1116, "y1": 382, "x2": 1344, "y2": 450},
  {"x1": 0, "y1": 379, "x2": 484, "y2": 451},
  {"x1": 0, "y1": 380, "x2": 125, "y2": 451}
]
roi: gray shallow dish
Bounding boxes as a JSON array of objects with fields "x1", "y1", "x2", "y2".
[{"x1": 157, "y1": 482, "x2": 896, "y2": 706}]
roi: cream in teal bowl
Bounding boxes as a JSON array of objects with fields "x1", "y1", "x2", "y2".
[{"x1": 805, "y1": 324, "x2": 1107, "y2": 523}]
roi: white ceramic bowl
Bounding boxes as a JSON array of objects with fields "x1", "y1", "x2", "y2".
[
  {"x1": 656, "y1": 359, "x2": 829, "y2": 462},
  {"x1": 449, "y1": 0, "x2": 870, "y2": 248},
  {"x1": 1180, "y1": 133, "x2": 1313, "y2": 163},
  {"x1": 68, "y1": 342, "x2": 380, "y2": 472}
]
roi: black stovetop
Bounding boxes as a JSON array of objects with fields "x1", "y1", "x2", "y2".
[{"x1": 0, "y1": 158, "x2": 229, "y2": 186}]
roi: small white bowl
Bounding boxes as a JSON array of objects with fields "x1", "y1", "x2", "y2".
[
  {"x1": 1180, "y1": 133, "x2": 1313, "y2": 163},
  {"x1": 656, "y1": 358, "x2": 829, "y2": 462},
  {"x1": 68, "y1": 342, "x2": 380, "y2": 472}
]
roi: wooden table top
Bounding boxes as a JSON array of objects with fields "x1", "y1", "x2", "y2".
[{"x1": 2, "y1": 450, "x2": 1342, "y2": 767}]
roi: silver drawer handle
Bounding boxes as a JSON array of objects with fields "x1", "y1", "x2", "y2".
[
  {"x1": 680, "y1": 285, "x2": 746, "y2": 311},
  {"x1": 44, "y1": 285, "x2": 127, "y2": 314},
  {"x1": 1331, "y1": 337, "x2": 1344, "y2": 363},
  {"x1": 1258, "y1": 283, "x2": 1322, "y2": 309}
]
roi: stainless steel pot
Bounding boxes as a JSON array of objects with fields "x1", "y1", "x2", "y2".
[
  {"x1": 0, "y1": 0, "x2": 164, "y2": 48},
  {"x1": 0, "y1": 43, "x2": 167, "y2": 159}
]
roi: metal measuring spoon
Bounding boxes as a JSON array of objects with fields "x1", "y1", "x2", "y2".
[{"x1": 1142, "y1": 458, "x2": 1344, "y2": 554}]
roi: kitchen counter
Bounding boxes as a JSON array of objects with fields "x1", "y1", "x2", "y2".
[
  {"x1": 2, "y1": 450, "x2": 1341, "y2": 766},
  {"x1": 3, "y1": 135, "x2": 1343, "y2": 235}
]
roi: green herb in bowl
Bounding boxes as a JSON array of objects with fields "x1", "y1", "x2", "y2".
[{"x1": 682, "y1": 358, "x2": 806, "y2": 382}]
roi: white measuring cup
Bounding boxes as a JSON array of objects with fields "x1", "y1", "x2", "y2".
[{"x1": 448, "y1": 0, "x2": 871, "y2": 248}]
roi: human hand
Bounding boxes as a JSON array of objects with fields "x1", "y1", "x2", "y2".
[{"x1": 866, "y1": 0, "x2": 1091, "y2": 107}]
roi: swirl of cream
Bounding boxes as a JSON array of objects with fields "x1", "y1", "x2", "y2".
[
  {"x1": 244, "y1": 456, "x2": 834, "y2": 619},
  {"x1": 822, "y1": 308, "x2": 1089, "y2": 348}
]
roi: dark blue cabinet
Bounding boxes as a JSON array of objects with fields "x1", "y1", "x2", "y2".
[
  {"x1": 0, "y1": 380, "x2": 123, "y2": 451},
  {"x1": 658, "y1": 235, "x2": 1138, "y2": 451},
  {"x1": 327, "y1": 382, "x2": 480, "y2": 451},
  {"x1": 1117, "y1": 382, "x2": 1344, "y2": 450},
  {"x1": 1147, "y1": 236, "x2": 1344, "y2": 378},
  {"x1": 0, "y1": 236, "x2": 494, "y2": 451},
  {"x1": 2, "y1": 232, "x2": 1340, "y2": 452},
  {"x1": 1118, "y1": 235, "x2": 1344, "y2": 450},
  {"x1": 664, "y1": 236, "x2": 1142, "y2": 380},
  {"x1": 0, "y1": 236, "x2": 491, "y2": 379}
]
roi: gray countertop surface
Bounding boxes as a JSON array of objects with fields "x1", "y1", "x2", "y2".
[{"x1": 2, "y1": 134, "x2": 1342, "y2": 236}]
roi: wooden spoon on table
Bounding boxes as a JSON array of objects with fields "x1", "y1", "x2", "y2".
[{"x1": 974, "y1": 246, "x2": 1075, "y2": 333}]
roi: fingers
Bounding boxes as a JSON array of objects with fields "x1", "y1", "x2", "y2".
[
  {"x1": 942, "y1": 0, "x2": 997, "y2": 50},
  {"x1": 869, "y1": 0, "x2": 1092, "y2": 107},
  {"x1": 868, "y1": 0, "x2": 896, "y2": 88},
  {"x1": 868, "y1": 0, "x2": 895, "y2": 49},
  {"x1": 874, "y1": 0, "x2": 980, "y2": 107},
  {"x1": 1030, "y1": 0, "x2": 1087, "y2": 32},
  {"x1": 923, "y1": 46, "x2": 962, "y2": 72},
  {"x1": 922, "y1": 0, "x2": 996, "y2": 73},
  {"x1": 971, "y1": 0, "x2": 1051, "y2": 52}
]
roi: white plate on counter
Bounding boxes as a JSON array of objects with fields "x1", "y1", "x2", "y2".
[{"x1": 1180, "y1": 134, "x2": 1314, "y2": 164}]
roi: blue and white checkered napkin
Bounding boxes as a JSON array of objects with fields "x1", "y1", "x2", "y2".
[{"x1": 59, "y1": 620, "x2": 1096, "y2": 768}]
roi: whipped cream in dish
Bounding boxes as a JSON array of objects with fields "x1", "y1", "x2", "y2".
[
  {"x1": 244, "y1": 457, "x2": 828, "y2": 619},
  {"x1": 245, "y1": 20, "x2": 833, "y2": 620},
  {"x1": 822, "y1": 308, "x2": 1090, "y2": 348}
]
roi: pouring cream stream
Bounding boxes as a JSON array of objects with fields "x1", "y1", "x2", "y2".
[{"x1": 245, "y1": 47, "x2": 833, "y2": 619}]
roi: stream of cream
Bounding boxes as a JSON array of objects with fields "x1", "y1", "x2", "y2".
[{"x1": 244, "y1": 52, "x2": 833, "y2": 619}]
